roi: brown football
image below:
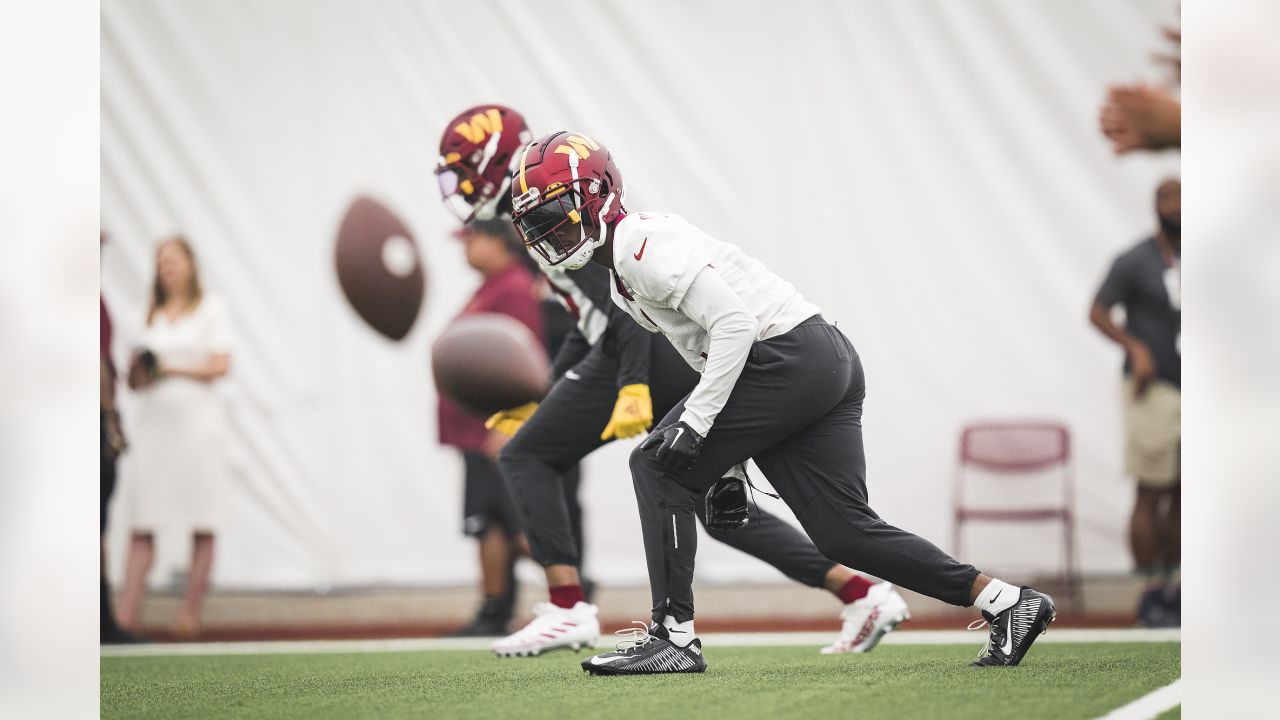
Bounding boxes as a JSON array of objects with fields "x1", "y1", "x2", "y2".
[
  {"x1": 432, "y1": 313, "x2": 551, "y2": 416},
  {"x1": 335, "y1": 195, "x2": 425, "y2": 340}
]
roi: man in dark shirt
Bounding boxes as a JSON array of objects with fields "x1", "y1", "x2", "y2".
[{"x1": 1090, "y1": 178, "x2": 1181, "y2": 626}]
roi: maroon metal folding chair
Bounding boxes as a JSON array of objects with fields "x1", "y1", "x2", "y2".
[{"x1": 952, "y1": 421, "x2": 1081, "y2": 608}]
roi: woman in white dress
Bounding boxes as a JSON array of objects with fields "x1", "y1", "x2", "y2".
[{"x1": 117, "y1": 236, "x2": 232, "y2": 638}]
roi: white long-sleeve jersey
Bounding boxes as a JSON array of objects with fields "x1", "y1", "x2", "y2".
[{"x1": 607, "y1": 212, "x2": 821, "y2": 436}]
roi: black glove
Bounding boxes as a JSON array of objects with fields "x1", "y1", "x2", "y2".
[
  {"x1": 139, "y1": 349, "x2": 160, "y2": 379},
  {"x1": 704, "y1": 475, "x2": 751, "y2": 531},
  {"x1": 639, "y1": 421, "x2": 704, "y2": 471}
]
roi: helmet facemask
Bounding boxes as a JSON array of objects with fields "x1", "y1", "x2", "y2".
[
  {"x1": 436, "y1": 161, "x2": 481, "y2": 222},
  {"x1": 513, "y1": 182, "x2": 602, "y2": 270}
]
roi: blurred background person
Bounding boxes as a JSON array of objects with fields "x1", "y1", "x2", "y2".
[
  {"x1": 438, "y1": 218, "x2": 577, "y2": 636},
  {"x1": 116, "y1": 236, "x2": 233, "y2": 638},
  {"x1": 1089, "y1": 179, "x2": 1181, "y2": 627},
  {"x1": 100, "y1": 293, "x2": 135, "y2": 644}
]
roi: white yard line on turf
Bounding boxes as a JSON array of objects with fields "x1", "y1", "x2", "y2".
[
  {"x1": 1094, "y1": 678, "x2": 1182, "y2": 720},
  {"x1": 705, "y1": 628, "x2": 1179, "y2": 647},
  {"x1": 100, "y1": 627, "x2": 1179, "y2": 658}
]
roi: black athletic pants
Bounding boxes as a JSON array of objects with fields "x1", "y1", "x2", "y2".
[
  {"x1": 499, "y1": 338, "x2": 834, "y2": 590},
  {"x1": 631, "y1": 317, "x2": 980, "y2": 624}
]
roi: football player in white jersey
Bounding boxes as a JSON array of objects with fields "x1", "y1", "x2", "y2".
[
  {"x1": 509, "y1": 131, "x2": 1057, "y2": 675},
  {"x1": 437, "y1": 107, "x2": 910, "y2": 658}
]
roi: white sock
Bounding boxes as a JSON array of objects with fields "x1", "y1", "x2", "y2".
[
  {"x1": 974, "y1": 579, "x2": 1019, "y2": 616},
  {"x1": 662, "y1": 616, "x2": 696, "y2": 647}
]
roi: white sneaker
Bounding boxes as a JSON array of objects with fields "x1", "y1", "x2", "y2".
[
  {"x1": 821, "y1": 582, "x2": 911, "y2": 654},
  {"x1": 491, "y1": 601, "x2": 600, "y2": 657}
]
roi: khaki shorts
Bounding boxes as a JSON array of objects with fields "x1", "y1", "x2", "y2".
[{"x1": 1123, "y1": 378, "x2": 1181, "y2": 487}]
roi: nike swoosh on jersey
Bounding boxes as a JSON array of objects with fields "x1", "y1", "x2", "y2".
[
  {"x1": 633, "y1": 237, "x2": 649, "y2": 261},
  {"x1": 565, "y1": 370, "x2": 583, "y2": 381}
]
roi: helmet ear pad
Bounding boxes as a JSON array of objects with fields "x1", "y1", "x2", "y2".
[
  {"x1": 596, "y1": 164, "x2": 625, "y2": 224},
  {"x1": 591, "y1": 174, "x2": 626, "y2": 249}
]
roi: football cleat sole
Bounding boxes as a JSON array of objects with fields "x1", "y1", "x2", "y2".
[{"x1": 582, "y1": 663, "x2": 706, "y2": 676}]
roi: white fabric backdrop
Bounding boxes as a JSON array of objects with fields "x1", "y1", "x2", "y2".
[{"x1": 102, "y1": 0, "x2": 1180, "y2": 590}]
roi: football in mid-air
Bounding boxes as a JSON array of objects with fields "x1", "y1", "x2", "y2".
[
  {"x1": 431, "y1": 313, "x2": 550, "y2": 416},
  {"x1": 335, "y1": 195, "x2": 425, "y2": 341}
]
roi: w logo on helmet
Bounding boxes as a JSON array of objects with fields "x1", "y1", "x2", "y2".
[
  {"x1": 554, "y1": 134, "x2": 601, "y2": 160},
  {"x1": 453, "y1": 108, "x2": 504, "y2": 144}
]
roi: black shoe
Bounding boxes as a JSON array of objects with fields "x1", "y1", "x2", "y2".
[
  {"x1": 1160, "y1": 585, "x2": 1181, "y2": 628},
  {"x1": 970, "y1": 587, "x2": 1056, "y2": 667},
  {"x1": 1136, "y1": 587, "x2": 1163, "y2": 627},
  {"x1": 448, "y1": 597, "x2": 512, "y2": 637},
  {"x1": 449, "y1": 614, "x2": 510, "y2": 637},
  {"x1": 582, "y1": 622, "x2": 706, "y2": 676},
  {"x1": 1140, "y1": 585, "x2": 1180, "y2": 628},
  {"x1": 101, "y1": 629, "x2": 147, "y2": 645}
]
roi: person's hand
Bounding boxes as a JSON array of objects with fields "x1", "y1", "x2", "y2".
[
  {"x1": 1127, "y1": 341, "x2": 1157, "y2": 398},
  {"x1": 103, "y1": 409, "x2": 127, "y2": 460},
  {"x1": 485, "y1": 401, "x2": 539, "y2": 438},
  {"x1": 639, "y1": 421, "x2": 704, "y2": 471},
  {"x1": 1099, "y1": 84, "x2": 1181, "y2": 155},
  {"x1": 600, "y1": 384, "x2": 654, "y2": 441},
  {"x1": 126, "y1": 353, "x2": 152, "y2": 389}
]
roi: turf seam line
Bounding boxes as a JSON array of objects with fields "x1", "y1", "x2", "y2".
[{"x1": 1093, "y1": 678, "x2": 1181, "y2": 720}]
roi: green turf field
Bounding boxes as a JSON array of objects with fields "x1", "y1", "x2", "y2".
[{"x1": 101, "y1": 642, "x2": 1179, "y2": 720}]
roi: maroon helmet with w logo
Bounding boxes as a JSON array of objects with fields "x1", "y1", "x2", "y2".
[
  {"x1": 509, "y1": 131, "x2": 626, "y2": 270},
  {"x1": 436, "y1": 104, "x2": 532, "y2": 222}
]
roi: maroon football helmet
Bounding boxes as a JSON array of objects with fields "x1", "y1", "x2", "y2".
[
  {"x1": 508, "y1": 131, "x2": 626, "y2": 270},
  {"x1": 436, "y1": 105, "x2": 532, "y2": 222}
]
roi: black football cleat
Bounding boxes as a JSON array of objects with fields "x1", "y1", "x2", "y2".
[
  {"x1": 582, "y1": 622, "x2": 706, "y2": 676},
  {"x1": 970, "y1": 587, "x2": 1056, "y2": 667}
]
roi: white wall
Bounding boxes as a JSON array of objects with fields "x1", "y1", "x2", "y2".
[{"x1": 102, "y1": 0, "x2": 1180, "y2": 591}]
